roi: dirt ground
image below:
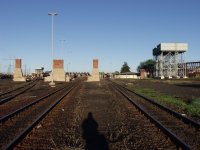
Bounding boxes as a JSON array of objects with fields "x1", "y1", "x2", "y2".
[
  {"x1": 16, "y1": 80, "x2": 176, "y2": 149},
  {"x1": 117, "y1": 79, "x2": 200, "y2": 102},
  {"x1": 1, "y1": 79, "x2": 198, "y2": 149},
  {"x1": 2, "y1": 78, "x2": 199, "y2": 102}
]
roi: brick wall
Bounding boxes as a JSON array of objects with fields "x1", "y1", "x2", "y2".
[
  {"x1": 53, "y1": 59, "x2": 64, "y2": 69},
  {"x1": 15, "y1": 59, "x2": 21, "y2": 68},
  {"x1": 93, "y1": 59, "x2": 98, "y2": 68}
]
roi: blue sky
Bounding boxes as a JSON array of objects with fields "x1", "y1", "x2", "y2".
[{"x1": 0, "y1": 0, "x2": 200, "y2": 73}]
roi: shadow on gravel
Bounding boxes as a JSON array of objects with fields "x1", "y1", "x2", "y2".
[
  {"x1": 175, "y1": 84, "x2": 200, "y2": 88},
  {"x1": 82, "y1": 112, "x2": 109, "y2": 150}
]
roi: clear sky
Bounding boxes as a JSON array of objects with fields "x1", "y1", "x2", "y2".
[{"x1": 0, "y1": 0, "x2": 200, "y2": 73}]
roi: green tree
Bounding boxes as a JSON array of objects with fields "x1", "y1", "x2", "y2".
[
  {"x1": 137, "y1": 59, "x2": 155, "y2": 77},
  {"x1": 114, "y1": 71, "x2": 120, "y2": 75},
  {"x1": 120, "y1": 62, "x2": 130, "y2": 73}
]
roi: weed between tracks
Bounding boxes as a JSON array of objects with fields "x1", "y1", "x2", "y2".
[{"x1": 129, "y1": 87, "x2": 200, "y2": 118}]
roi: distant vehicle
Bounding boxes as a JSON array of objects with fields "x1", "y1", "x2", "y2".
[
  {"x1": 43, "y1": 71, "x2": 51, "y2": 77},
  {"x1": 25, "y1": 76, "x2": 32, "y2": 82}
]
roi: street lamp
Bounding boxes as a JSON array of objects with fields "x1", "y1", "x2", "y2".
[{"x1": 48, "y1": 12, "x2": 58, "y2": 87}]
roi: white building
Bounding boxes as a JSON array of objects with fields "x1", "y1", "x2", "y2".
[{"x1": 114, "y1": 72, "x2": 138, "y2": 79}]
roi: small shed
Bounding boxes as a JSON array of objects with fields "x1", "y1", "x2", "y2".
[{"x1": 35, "y1": 68, "x2": 44, "y2": 78}]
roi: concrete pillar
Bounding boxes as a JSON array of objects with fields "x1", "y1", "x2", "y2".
[
  {"x1": 140, "y1": 69, "x2": 146, "y2": 79},
  {"x1": 13, "y1": 59, "x2": 26, "y2": 81},
  {"x1": 53, "y1": 59, "x2": 67, "y2": 81},
  {"x1": 87, "y1": 59, "x2": 100, "y2": 82},
  {"x1": 45, "y1": 59, "x2": 69, "y2": 82}
]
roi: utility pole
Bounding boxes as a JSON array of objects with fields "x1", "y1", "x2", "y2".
[{"x1": 48, "y1": 12, "x2": 58, "y2": 87}]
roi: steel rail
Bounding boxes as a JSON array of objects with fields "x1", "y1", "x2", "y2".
[
  {"x1": 110, "y1": 80, "x2": 200, "y2": 129},
  {"x1": 0, "y1": 83, "x2": 37, "y2": 105},
  {"x1": 4, "y1": 84, "x2": 76, "y2": 150},
  {"x1": 0, "y1": 85, "x2": 24, "y2": 97},
  {"x1": 0, "y1": 84, "x2": 69, "y2": 123},
  {"x1": 112, "y1": 84, "x2": 191, "y2": 150},
  {"x1": 0, "y1": 79, "x2": 37, "y2": 97}
]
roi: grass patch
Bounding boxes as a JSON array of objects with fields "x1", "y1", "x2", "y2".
[
  {"x1": 186, "y1": 99, "x2": 200, "y2": 117},
  {"x1": 128, "y1": 86, "x2": 200, "y2": 118}
]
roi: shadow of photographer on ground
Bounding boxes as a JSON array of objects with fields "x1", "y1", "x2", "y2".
[{"x1": 82, "y1": 112, "x2": 109, "y2": 150}]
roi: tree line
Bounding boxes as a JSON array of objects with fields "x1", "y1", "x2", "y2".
[{"x1": 118, "y1": 59, "x2": 155, "y2": 77}]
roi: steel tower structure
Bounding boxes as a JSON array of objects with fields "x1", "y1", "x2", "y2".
[{"x1": 153, "y1": 43, "x2": 188, "y2": 79}]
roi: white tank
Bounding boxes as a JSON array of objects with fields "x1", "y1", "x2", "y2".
[{"x1": 153, "y1": 43, "x2": 188, "y2": 55}]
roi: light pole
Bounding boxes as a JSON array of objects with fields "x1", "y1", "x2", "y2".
[{"x1": 48, "y1": 12, "x2": 58, "y2": 87}]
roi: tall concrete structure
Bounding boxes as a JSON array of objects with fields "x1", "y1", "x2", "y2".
[
  {"x1": 45, "y1": 59, "x2": 69, "y2": 82},
  {"x1": 53, "y1": 59, "x2": 65, "y2": 81},
  {"x1": 153, "y1": 43, "x2": 188, "y2": 79},
  {"x1": 13, "y1": 59, "x2": 26, "y2": 81},
  {"x1": 87, "y1": 59, "x2": 100, "y2": 82},
  {"x1": 140, "y1": 69, "x2": 147, "y2": 79}
]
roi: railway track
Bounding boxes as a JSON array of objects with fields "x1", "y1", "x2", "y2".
[
  {"x1": 110, "y1": 80, "x2": 200, "y2": 150},
  {"x1": 13, "y1": 81, "x2": 177, "y2": 149},
  {"x1": 0, "y1": 80, "x2": 80, "y2": 149},
  {"x1": 15, "y1": 82, "x2": 82, "y2": 149},
  {"x1": 0, "y1": 81, "x2": 66, "y2": 118},
  {"x1": 0, "y1": 82, "x2": 69, "y2": 122},
  {"x1": 0, "y1": 79, "x2": 38, "y2": 105}
]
